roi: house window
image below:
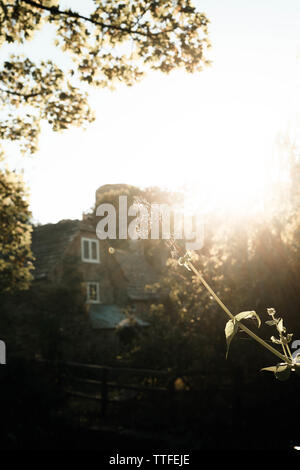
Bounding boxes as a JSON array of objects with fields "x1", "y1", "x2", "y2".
[
  {"x1": 81, "y1": 237, "x2": 100, "y2": 263},
  {"x1": 86, "y1": 282, "x2": 100, "y2": 303}
]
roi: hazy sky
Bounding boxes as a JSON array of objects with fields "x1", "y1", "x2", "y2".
[{"x1": 2, "y1": 0, "x2": 300, "y2": 223}]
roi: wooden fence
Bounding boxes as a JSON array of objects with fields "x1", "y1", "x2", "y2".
[
  {"x1": 61, "y1": 360, "x2": 177, "y2": 419},
  {"x1": 37, "y1": 359, "x2": 244, "y2": 430}
]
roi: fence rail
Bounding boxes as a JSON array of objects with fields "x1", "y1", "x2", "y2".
[{"x1": 35, "y1": 358, "x2": 244, "y2": 425}]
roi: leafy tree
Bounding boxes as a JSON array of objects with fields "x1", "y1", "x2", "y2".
[
  {"x1": 0, "y1": 255, "x2": 94, "y2": 361},
  {"x1": 123, "y1": 246, "x2": 226, "y2": 371},
  {"x1": 0, "y1": 0, "x2": 210, "y2": 292},
  {"x1": 124, "y1": 193, "x2": 300, "y2": 378},
  {"x1": 0, "y1": 0, "x2": 211, "y2": 154},
  {"x1": 0, "y1": 161, "x2": 33, "y2": 293}
]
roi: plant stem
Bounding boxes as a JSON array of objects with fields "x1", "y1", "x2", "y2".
[
  {"x1": 286, "y1": 343, "x2": 294, "y2": 361},
  {"x1": 187, "y1": 261, "x2": 292, "y2": 364},
  {"x1": 280, "y1": 340, "x2": 289, "y2": 360}
]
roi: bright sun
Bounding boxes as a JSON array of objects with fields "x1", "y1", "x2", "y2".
[{"x1": 2, "y1": 0, "x2": 300, "y2": 225}]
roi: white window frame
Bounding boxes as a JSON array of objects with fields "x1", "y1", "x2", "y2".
[
  {"x1": 81, "y1": 237, "x2": 100, "y2": 263},
  {"x1": 86, "y1": 282, "x2": 100, "y2": 304}
]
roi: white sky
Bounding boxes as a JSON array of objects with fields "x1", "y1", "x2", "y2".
[{"x1": 2, "y1": 0, "x2": 300, "y2": 223}]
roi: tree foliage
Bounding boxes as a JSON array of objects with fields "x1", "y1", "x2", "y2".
[
  {"x1": 0, "y1": 0, "x2": 211, "y2": 154},
  {"x1": 124, "y1": 152, "x2": 300, "y2": 376},
  {"x1": 0, "y1": 0, "x2": 210, "y2": 292},
  {"x1": 0, "y1": 163, "x2": 33, "y2": 293}
]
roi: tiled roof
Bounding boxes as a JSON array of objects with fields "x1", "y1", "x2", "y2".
[
  {"x1": 31, "y1": 219, "x2": 164, "y2": 302},
  {"x1": 31, "y1": 219, "x2": 81, "y2": 279},
  {"x1": 113, "y1": 247, "x2": 162, "y2": 301},
  {"x1": 89, "y1": 304, "x2": 148, "y2": 329}
]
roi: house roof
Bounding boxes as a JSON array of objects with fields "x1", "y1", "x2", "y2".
[
  {"x1": 31, "y1": 219, "x2": 81, "y2": 279},
  {"x1": 31, "y1": 218, "x2": 165, "y2": 302},
  {"x1": 89, "y1": 304, "x2": 148, "y2": 329},
  {"x1": 113, "y1": 246, "x2": 162, "y2": 301}
]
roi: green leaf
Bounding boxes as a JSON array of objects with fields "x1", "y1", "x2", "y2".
[
  {"x1": 235, "y1": 310, "x2": 261, "y2": 328},
  {"x1": 225, "y1": 319, "x2": 238, "y2": 359},
  {"x1": 261, "y1": 366, "x2": 277, "y2": 373},
  {"x1": 270, "y1": 336, "x2": 282, "y2": 345},
  {"x1": 265, "y1": 320, "x2": 277, "y2": 326},
  {"x1": 276, "y1": 318, "x2": 286, "y2": 334},
  {"x1": 286, "y1": 333, "x2": 293, "y2": 343},
  {"x1": 261, "y1": 363, "x2": 291, "y2": 381},
  {"x1": 274, "y1": 363, "x2": 291, "y2": 381},
  {"x1": 224, "y1": 310, "x2": 261, "y2": 359}
]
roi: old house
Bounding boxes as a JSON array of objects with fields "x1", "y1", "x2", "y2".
[{"x1": 31, "y1": 185, "x2": 167, "y2": 359}]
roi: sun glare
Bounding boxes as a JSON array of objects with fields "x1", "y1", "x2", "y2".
[{"x1": 4, "y1": 0, "x2": 299, "y2": 225}]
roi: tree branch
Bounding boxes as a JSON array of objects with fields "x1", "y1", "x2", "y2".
[
  {"x1": 0, "y1": 87, "x2": 48, "y2": 100},
  {"x1": 19, "y1": 0, "x2": 172, "y2": 37},
  {"x1": 0, "y1": 178, "x2": 9, "y2": 192}
]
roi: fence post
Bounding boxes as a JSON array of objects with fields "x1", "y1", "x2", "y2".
[
  {"x1": 101, "y1": 367, "x2": 109, "y2": 419},
  {"x1": 167, "y1": 375, "x2": 177, "y2": 426}
]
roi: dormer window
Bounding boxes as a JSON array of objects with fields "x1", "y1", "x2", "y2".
[{"x1": 81, "y1": 237, "x2": 100, "y2": 263}]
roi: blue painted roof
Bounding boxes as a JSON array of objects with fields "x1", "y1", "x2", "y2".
[{"x1": 89, "y1": 304, "x2": 148, "y2": 330}]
